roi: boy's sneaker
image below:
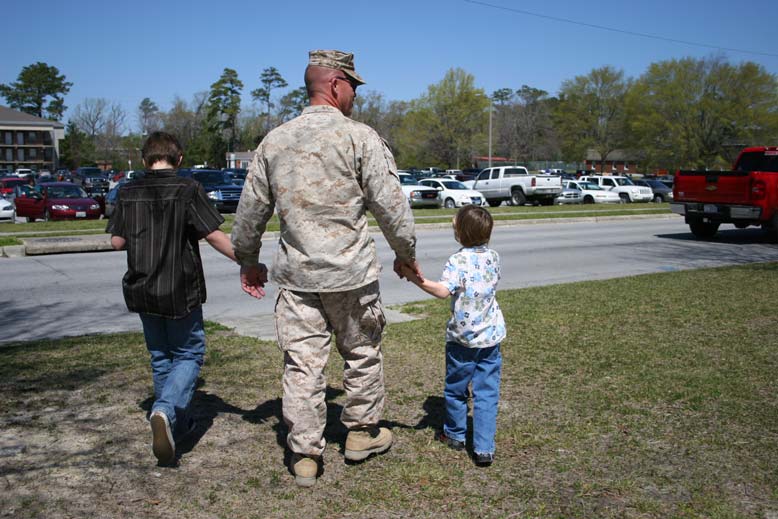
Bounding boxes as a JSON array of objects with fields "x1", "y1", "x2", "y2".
[
  {"x1": 435, "y1": 431, "x2": 465, "y2": 451},
  {"x1": 150, "y1": 411, "x2": 175, "y2": 465},
  {"x1": 291, "y1": 453, "x2": 319, "y2": 487},
  {"x1": 344, "y1": 426, "x2": 393, "y2": 461},
  {"x1": 474, "y1": 452, "x2": 494, "y2": 467}
]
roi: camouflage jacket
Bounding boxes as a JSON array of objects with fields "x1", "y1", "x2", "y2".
[{"x1": 232, "y1": 105, "x2": 416, "y2": 292}]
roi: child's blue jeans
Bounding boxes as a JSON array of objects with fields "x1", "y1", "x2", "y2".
[
  {"x1": 443, "y1": 341, "x2": 502, "y2": 455},
  {"x1": 139, "y1": 307, "x2": 205, "y2": 438}
]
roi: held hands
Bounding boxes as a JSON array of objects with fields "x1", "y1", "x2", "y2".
[
  {"x1": 240, "y1": 263, "x2": 269, "y2": 299},
  {"x1": 400, "y1": 264, "x2": 423, "y2": 285},
  {"x1": 394, "y1": 257, "x2": 423, "y2": 285}
]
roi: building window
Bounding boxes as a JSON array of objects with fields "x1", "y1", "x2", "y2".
[
  {"x1": 5, "y1": 149, "x2": 12, "y2": 162},
  {"x1": 29, "y1": 148, "x2": 37, "y2": 159},
  {"x1": 16, "y1": 133, "x2": 24, "y2": 145},
  {"x1": 17, "y1": 149, "x2": 24, "y2": 161},
  {"x1": 3, "y1": 132, "x2": 11, "y2": 145}
]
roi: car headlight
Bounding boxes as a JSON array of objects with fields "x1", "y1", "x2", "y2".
[
  {"x1": 1, "y1": 204, "x2": 11, "y2": 211},
  {"x1": 89, "y1": 204, "x2": 100, "y2": 210},
  {"x1": 52, "y1": 204, "x2": 70, "y2": 210},
  {"x1": 410, "y1": 191, "x2": 422, "y2": 199},
  {"x1": 207, "y1": 191, "x2": 220, "y2": 200}
]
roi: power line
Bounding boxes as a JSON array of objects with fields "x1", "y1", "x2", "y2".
[{"x1": 464, "y1": 0, "x2": 778, "y2": 59}]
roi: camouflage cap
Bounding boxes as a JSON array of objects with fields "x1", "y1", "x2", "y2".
[{"x1": 308, "y1": 49, "x2": 366, "y2": 85}]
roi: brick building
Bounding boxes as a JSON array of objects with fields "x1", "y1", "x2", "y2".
[{"x1": 0, "y1": 106, "x2": 65, "y2": 172}]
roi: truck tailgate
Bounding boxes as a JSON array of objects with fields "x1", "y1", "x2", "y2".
[
  {"x1": 675, "y1": 171, "x2": 751, "y2": 204},
  {"x1": 535, "y1": 175, "x2": 561, "y2": 188}
]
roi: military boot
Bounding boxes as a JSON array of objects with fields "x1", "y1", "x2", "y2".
[
  {"x1": 344, "y1": 426, "x2": 393, "y2": 461},
  {"x1": 291, "y1": 453, "x2": 319, "y2": 487}
]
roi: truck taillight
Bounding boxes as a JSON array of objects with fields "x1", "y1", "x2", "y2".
[
  {"x1": 531, "y1": 177, "x2": 536, "y2": 187},
  {"x1": 751, "y1": 179, "x2": 767, "y2": 200}
]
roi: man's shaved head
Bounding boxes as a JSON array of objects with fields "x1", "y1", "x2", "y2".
[{"x1": 305, "y1": 65, "x2": 337, "y2": 98}]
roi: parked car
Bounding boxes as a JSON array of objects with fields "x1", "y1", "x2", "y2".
[
  {"x1": 14, "y1": 182, "x2": 102, "y2": 222},
  {"x1": 419, "y1": 178, "x2": 486, "y2": 208},
  {"x1": 223, "y1": 168, "x2": 248, "y2": 182},
  {"x1": 184, "y1": 169, "x2": 243, "y2": 213},
  {"x1": 553, "y1": 187, "x2": 583, "y2": 205},
  {"x1": 634, "y1": 179, "x2": 674, "y2": 203},
  {"x1": 0, "y1": 177, "x2": 28, "y2": 196},
  {"x1": 398, "y1": 173, "x2": 441, "y2": 208},
  {"x1": 578, "y1": 175, "x2": 653, "y2": 203},
  {"x1": 14, "y1": 168, "x2": 34, "y2": 178},
  {"x1": 103, "y1": 180, "x2": 128, "y2": 218},
  {"x1": 0, "y1": 197, "x2": 15, "y2": 221},
  {"x1": 563, "y1": 180, "x2": 622, "y2": 204},
  {"x1": 75, "y1": 167, "x2": 110, "y2": 196}
]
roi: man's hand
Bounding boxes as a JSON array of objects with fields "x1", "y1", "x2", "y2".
[
  {"x1": 240, "y1": 263, "x2": 268, "y2": 299},
  {"x1": 394, "y1": 258, "x2": 423, "y2": 281}
]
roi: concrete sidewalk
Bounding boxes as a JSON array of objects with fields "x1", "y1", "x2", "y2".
[{"x1": 0, "y1": 213, "x2": 680, "y2": 258}]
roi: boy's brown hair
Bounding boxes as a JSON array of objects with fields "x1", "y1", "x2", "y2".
[
  {"x1": 454, "y1": 205, "x2": 493, "y2": 247},
  {"x1": 141, "y1": 131, "x2": 183, "y2": 169}
]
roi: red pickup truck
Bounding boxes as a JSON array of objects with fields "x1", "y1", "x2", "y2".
[{"x1": 670, "y1": 146, "x2": 778, "y2": 239}]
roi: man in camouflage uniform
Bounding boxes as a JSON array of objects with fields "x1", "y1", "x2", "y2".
[{"x1": 231, "y1": 49, "x2": 420, "y2": 487}]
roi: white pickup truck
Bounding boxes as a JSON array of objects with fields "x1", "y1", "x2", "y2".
[
  {"x1": 578, "y1": 175, "x2": 653, "y2": 203},
  {"x1": 472, "y1": 166, "x2": 563, "y2": 206}
]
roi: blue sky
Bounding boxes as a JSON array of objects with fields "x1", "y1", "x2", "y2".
[{"x1": 4, "y1": 0, "x2": 778, "y2": 131}]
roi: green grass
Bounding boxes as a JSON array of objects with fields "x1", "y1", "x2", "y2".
[
  {"x1": 2, "y1": 262, "x2": 773, "y2": 518},
  {"x1": 0, "y1": 204, "x2": 670, "y2": 239}
]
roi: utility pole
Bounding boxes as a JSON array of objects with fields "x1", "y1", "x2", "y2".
[{"x1": 488, "y1": 98, "x2": 493, "y2": 168}]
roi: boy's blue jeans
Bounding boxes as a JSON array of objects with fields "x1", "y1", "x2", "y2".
[
  {"x1": 139, "y1": 307, "x2": 205, "y2": 438},
  {"x1": 443, "y1": 342, "x2": 502, "y2": 455}
]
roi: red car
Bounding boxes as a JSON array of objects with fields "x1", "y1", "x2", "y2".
[
  {"x1": 0, "y1": 177, "x2": 28, "y2": 196},
  {"x1": 15, "y1": 182, "x2": 102, "y2": 222}
]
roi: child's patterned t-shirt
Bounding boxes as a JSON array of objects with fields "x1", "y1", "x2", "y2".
[{"x1": 439, "y1": 245, "x2": 506, "y2": 348}]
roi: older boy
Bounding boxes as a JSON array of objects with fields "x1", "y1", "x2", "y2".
[{"x1": 107, "y1": 131, "x2": 263, "y2": 465}]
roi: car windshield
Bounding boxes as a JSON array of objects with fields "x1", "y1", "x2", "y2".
[
  {"x1": 614, "y1": 177, "x2": 635, "y2": 186},
  {"x1": 79, "y1": 168, "x2": 103, "y2": 177},
  {"x1": 576, "y1": 182, "x2": 602, "y2": 191},
  {"x1": 193, "y1": 171, "x2": 229, "y2": 186},
  {"x1": 399, "y1": 175, "x2": 419, "y2": 185},
  {"x1": 47, "y1": 186, "x2": 88, "y2": 199},
  {"x1": 441, "y1": 181, "x2": 467, "y2": 190}
]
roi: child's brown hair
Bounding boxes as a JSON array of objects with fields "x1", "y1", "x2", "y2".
[
  {"x1": 142, "y1": 131, "x2": 183, "y2": 169},
  {"x1": 454, "y1": 205, "x2": 493, "y2": 247}
]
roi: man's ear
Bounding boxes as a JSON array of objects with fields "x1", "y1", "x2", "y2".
[
  {"x1": 142, "y1": 158, "x2": 147, "y2": 168},
  {"x1": 177, "y1": 155, "x2": 183, "y2": 168}
]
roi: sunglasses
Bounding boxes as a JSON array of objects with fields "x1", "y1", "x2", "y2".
[{"x1": 334, "y1": 75, "x2": 358, "y2": 92}]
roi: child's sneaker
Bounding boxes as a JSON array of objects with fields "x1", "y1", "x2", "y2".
[
  {"x1": 435, "y1": 431, "x2": 465, "y2": 451},
  {"x1": 474, "y1": 452, "x2": 494, "y2": 467}
]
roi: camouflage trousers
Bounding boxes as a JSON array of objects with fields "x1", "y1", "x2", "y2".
[{"x1": 274, "y1": 280, "x2": 387, "y2": 456}]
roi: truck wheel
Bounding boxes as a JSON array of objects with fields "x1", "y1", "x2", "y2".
[
  {"x1": 689, "y1": 220, "x2": 720, "y2": 239},
  {"x1": 653, "y1": 194, "x2": 664, "y2": 203},
  {"x1": 619, "y1": 193, "x2": 630, "y2": 203},
  {"x1": 487, "y1": 200, "x2": 502, "y2": 207},
  {"x1": 510, "y1": 190, "x2": 526, "y2": 206},
  {"x1": 444, "y1": 198, "x2": 456, "y2": 209}
]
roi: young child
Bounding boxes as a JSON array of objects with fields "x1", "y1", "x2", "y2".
[
  {"x1": 403, "y1": 204, "x2": 505, "y2": 466},
  {"x1": 107, "y1": 131, "x2": 257, "y2": 465}
]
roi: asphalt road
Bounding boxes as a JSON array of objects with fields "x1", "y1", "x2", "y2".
[{"x1": 3, "y1": 216, "x2": 778, "y2": 344}]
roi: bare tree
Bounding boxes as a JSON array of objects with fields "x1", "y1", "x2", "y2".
[{"x1": 72, "y1": 98, "x2": 108, "y2": 137}]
